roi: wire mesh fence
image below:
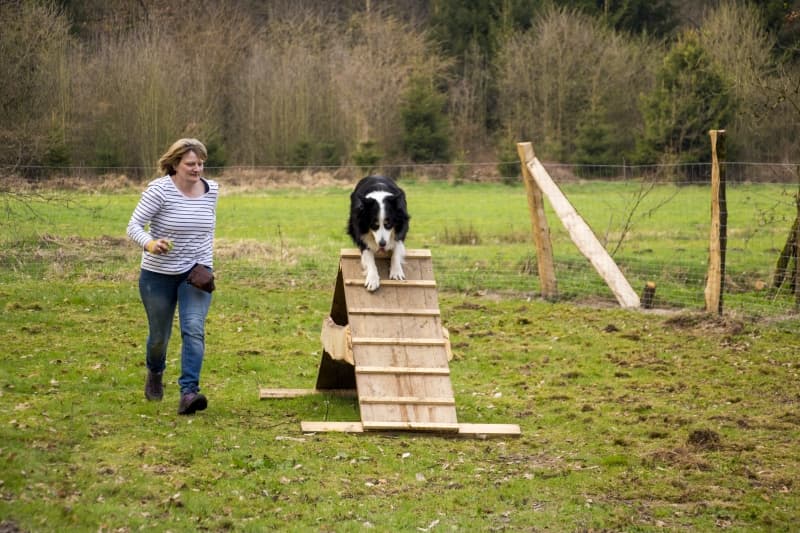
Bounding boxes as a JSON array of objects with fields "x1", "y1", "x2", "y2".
[
  {"x1": 2, "y1": 160, "x2": 798, "y2": 318},
  {"x1": 427, "y1": 161, "x2": 799, "y2": 318}
]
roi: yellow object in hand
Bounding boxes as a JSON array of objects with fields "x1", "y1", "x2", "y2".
[
  {"x1": 145, "y1": 238, "x2": 173, "y2": 254},
  {"x1": 145, "y1": 240, "x2": 161, "y2": 254}
]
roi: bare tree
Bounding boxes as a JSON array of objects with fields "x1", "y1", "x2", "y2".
[
  {"x1": 226, "y1": 9, "x2": 448, "y2": 167},
  {"x1": 698, "y1": 1, "x2": 793, "y2": 162},
  {"x1": 0, "y1": 2, "x2": 73, "y2": 174},
  {"x1": 495, "y1": 6, "x2": 657, "y2": 163},
  {"x1": 332, "y1": 10, "x2": 448, "y2": 160},
  {"x1": 226, "y1": 12, "x2": 345, "y2": 166},
  {"x1": 448, "y1": 40, "x2": 490, "y2": 157}
]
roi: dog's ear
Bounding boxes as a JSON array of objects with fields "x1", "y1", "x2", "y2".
[
  {"x1": 395, "y1": 189, "x2": 408, "y2": 213},
  {"x1": 387, "y1": 190, "x2": 408, "y2": 215},
  {"x1": 351, "y1": 192, "x2": 366, "y2": 212}
]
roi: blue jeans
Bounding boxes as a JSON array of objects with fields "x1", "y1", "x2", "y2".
[{"x1": 139, "y1": 268, "x2": 212, "y2": 394}]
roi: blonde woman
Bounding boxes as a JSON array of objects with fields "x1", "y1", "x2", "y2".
[{"x1": 126, "y1": 139, "x2": 219, "y2": 414}]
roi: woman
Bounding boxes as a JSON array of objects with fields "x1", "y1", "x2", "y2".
[{"x1": 127, "y1": 138, "x2": 219, "y2": 415}]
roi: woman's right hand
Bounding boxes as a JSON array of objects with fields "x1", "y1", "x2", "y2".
[{"x1": 145, "y1": 239, "x2": 172, "y2": 254}]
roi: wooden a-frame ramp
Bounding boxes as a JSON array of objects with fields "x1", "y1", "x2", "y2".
[{"x1": 260, "y1": 249, "x2": 521, "y2": 438}]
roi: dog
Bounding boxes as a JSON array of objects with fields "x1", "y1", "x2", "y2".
[{"x1": 347, "y1": 176, "x2": 410, "y2": 292}]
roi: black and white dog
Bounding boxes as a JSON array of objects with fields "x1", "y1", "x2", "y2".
[{"x1": 347, "y1": 176, "x2": 410, "y2": 292}]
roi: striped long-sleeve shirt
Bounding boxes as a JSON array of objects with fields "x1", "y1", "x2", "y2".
[{"x1": 127, "y1": 175, "x2": 219, "y2": 274}]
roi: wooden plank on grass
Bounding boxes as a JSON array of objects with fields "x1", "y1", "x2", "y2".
[
  {"x1": 259, "y1": 388, "x2": 357, "y2": 399},
  {"x1": 300, "y1": 421, "x2": 364, "y2": 433},
  {"x1": 300, "y1": 421, "x2": 522, "y2": 437},
  {"x1": 458, "y1": 423, "x2": 522, "y2": 436}
]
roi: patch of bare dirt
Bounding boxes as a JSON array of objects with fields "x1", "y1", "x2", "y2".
[
  {"x1": 0, "y1": 520, "x2": 24, "y2": 533},
  {"x1": 664, "y1": 312, "x2": 746, "y2": 335},
  {"x1": 687, "y1": 428, "x2": 722, "y2": 450},
  {"x1": 645, "y1": 446, "x2": 712, "y2": 471}
]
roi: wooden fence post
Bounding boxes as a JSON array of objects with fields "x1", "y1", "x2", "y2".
[
  {"x1": 704, "y1": 130, "x2": 727, "y2": 315},
  {"x1": 517, "y1": 142, "x2": 557, "y2": 299}
]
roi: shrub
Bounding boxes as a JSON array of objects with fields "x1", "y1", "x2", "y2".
[
  {"x1": 495, "y1": 136, "x2": 521, "y2": 185},
  {"x1": 400, "y1": 77, "x2": 450, "y2": 163},
  {"x1": 633, "y1": 30, "x2": 735, "y2": 169},
  {"x1": 574, "y1": 104, "x2": 618, "y2": 177},
  {"x1": 352, "y1": 140, "x2": 382, "y2": 175}
]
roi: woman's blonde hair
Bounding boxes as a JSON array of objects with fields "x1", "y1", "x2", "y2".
[{"x1": 157, "y1": 138, "x2": 208, "y2": 176}]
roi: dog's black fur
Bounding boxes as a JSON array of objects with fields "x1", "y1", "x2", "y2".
[{"x1": 347, "y1": 176, "x2": 410, "y2": 291}]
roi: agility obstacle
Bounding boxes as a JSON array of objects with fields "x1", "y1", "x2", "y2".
[{"x1": 260, "y1": 248, "x2": 521, "y2": 437}]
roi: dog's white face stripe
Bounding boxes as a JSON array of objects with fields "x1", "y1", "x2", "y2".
[{"x1": 365, "y1": 191, "x2": 394, "y2": 251}]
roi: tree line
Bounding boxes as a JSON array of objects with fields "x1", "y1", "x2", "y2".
[{"x1": 1, "y1": 0, "x2": 798, "y2": 179}]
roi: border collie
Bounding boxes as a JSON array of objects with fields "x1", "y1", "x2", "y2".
[{"x1": 347, "y1": 176, "x2": 410, "y2": 292}]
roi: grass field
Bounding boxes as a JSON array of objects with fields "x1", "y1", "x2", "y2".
[{"x1": 1, "y1": 179, "x2": 799, "y2": 531}]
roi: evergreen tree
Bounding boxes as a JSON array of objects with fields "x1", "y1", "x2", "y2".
[
  {"x1": 429, "y1": 0, "x2": 540, "y2": 63},
  {"x1": 603, "y1": 0, "x2": 677, "y2": 37},
  {"x1": 634, "y1": 31, "x2": 735, "y2": 166},
  {"x1": 429, "y1": 0, "x2": 541, "y2": 134},
  {"x1": 751, "y1": 0, "x2": 800, "y2": 59},
  {"x1": 574, "y1": 103, "x2": 617, "y2": 174},
  {"x1": 563, "y1": 0, "x2": 676, "y2": 37},
  {"x1": 401, "y1": 78, "x2": 450, "y2": 163}
]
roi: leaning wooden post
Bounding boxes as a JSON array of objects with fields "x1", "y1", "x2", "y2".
[
  {"x1": 519, "y1": 142, "x2": 639, "y2": 308},
  {"x1": 704, "y1": 130, "x2": 727, "y2": 314},
  {"x1": 517, "y1": 142, "x2": 557, "y2": 299}
]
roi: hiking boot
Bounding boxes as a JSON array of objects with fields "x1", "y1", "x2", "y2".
[
  {"x1": 178, "y1": 392, "x2": 207, "y2": 415},
  {"x1": 144, "y1": 371, "x2": 164, "y2": 401}
]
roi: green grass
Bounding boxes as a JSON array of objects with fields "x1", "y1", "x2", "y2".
[{"x1": 1, "y1": 180, "x2": 799, "y2": 531}]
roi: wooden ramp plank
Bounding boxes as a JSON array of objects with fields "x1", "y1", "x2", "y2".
[
  {"x1": 359, "y1": 396, "x2": 456, "y2": 406},
  {"x1": 355, "y1": 366, "x2": 451, "y2": 375},
  {"x1": 339, "y1": 248, "x2": 432, "y2": 259},
  {"x1": 348, "y1": 307, "x2": 441, "y2": 316},
  {"x1": 351, "y1": 337, "x2": 447, "y2": 346},
  {"x1": 344, "y1": 279, "x2": 437, "y2": 288}
]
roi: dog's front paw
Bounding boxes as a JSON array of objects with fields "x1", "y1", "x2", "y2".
[
  {"x1": 389, "y1": 266, "x2": 406, "y2": 281},
  {"x1": 365, "y1": 271, "x2": 381, "y2": 292}
]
